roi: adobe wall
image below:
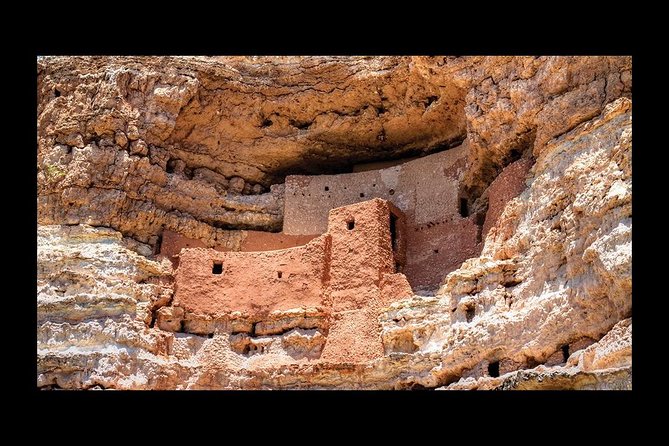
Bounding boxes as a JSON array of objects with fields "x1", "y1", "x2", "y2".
[
  {"x1": 326, "y1": 199, "x2": 406, "y2": 311},
  {"x1": 173, "y1": 236, "x2": 329, "y2": 317},
  {"x1": 481, "y1": 158, "x2": 534, "y2": 239},
  {"x1": 172, "y1": 199, "x2": 413, "y2": 364},
  {"x1": 159, "y1": 229, "x2": 316, "y2": 268},
  {"x1": 283, "y1": 142, "x2": 469, "y2": 235},
  {"x1": 240, "y1": 231, "x2": 316, "y2": 252},
  {"x1": 404, "y1": 217, "x2": 481, "y2": 291},
  {"x1": 321, "y1": 199, "x2": 411, "y2": 363}
]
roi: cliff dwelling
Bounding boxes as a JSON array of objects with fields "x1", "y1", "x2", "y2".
[
  {"x1": 37, "y1": 56, "x2": 632, "y2": 390},
  {"x1": 170, "y1": 199, "x2": 410, "y2": 362},
  {"x1": 160, "y1": 141, "x2": 532, "y2": 291},
  {"x1": 155, "y1": 141, "x2": 534, "y2": 364}
]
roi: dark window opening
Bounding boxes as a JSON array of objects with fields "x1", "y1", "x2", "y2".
[
  {"x1": 324, "y1": 186, "x2": 329, "y2": 191},
  {"x1": 347, "y1": 220, "x2": 355, "y2": 230},
  {"x1": 277, "y1": 271, "x2": 283, "y2": 279},
  {"x1": 459, "y1": 198, "x2": 469, "y2": 217},
  {"x1": 425, "y1": 95, "x2": 438, "y2": 107},
  {"x1": 390, "y1": 213, "x2": 399, "y2": 252},
  {"x1": 166, "y1": 159, "x2": 177, "y2": 174},
  {"x1": 465, "y1": 306, "x2": 475, "y2": 323},
  {"x1": 261, "y1": 118, "x2": 273, "y2": 128},
  {"x1": 212, "y1": 262, "x2": 223, "y2": 274},
  {"x1": 433, "y1": 249, "x2": 439, "y2": 254},
  {"x1": 561, "y1": 345, "x2": 570, "y2": 362},
  {"x1": 360, "y1": 192, "x2": 365, "y2": 198},
  {"x1": 54, "y1": 89, "x2": 61, "y2": 97},
  {"x1": 65, "y1": 146, "x2": 72, "y2": 154},
  {"x1": 208, "y1": 333, "x2": 214, "y2": 339},
  {"x1": 154, "y1": 233, "x2": 163, "y2": 255},
  {"x1": 389, "y1": 189, "x2": 395, "y2": 195},
  {"x1": 488, "y1": 361, "x2": 500, "y2": 377},
  {"x1": 373, "y1": 183, "x2": 376, "y2": 187}
]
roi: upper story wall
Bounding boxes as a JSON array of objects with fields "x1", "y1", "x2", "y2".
[
  {"x1": 481, "y1": 158, "x2": 533, "y2": 240},
  {"x1": 239, "y1": 231, "x2": 316, "y2": 252},
  {"x1": 159, "y1": 229, "x2": 316, "y2": 268},
  {"x1": 283, "y1": 142, "x2": 469, "y2": 235},
  {"x1": 405, "y1": 217, "x2": 479, "y2": 290},
  {"x1": 326, "y1": 199, "x2": 407, "y2": 311}
]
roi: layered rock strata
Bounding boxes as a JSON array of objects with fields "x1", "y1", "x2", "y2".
[{"x1": 37, "y1": 56, "x2": 631, "y2": 390}]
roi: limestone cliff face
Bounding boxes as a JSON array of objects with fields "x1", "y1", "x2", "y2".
[
  {"x1": 382, "y1": 99, "x2": 631, "y2": 389},
  {"x1": 36, "y1": 56, "x2": 632, "y2": 390}
]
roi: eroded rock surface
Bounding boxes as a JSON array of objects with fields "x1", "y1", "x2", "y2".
[
  {"x1": 382, "y1": 99, "x2": 632, "y2": 389},
  {"x1": 36, "y1": 56, "x2": 631, "y2": 390}
]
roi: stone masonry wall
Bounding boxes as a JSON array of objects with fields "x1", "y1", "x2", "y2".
[
  {"x1": 481, "y1": 158, "x2": 534, "y2": 240},
  {"x1": 405, "y1": 218, "x2": 480, "y2": 291},
  {"x1": 284, "y1": 143, "x2": 469, "y2": 235},
  {"x1": 174, "y1": 237, "x2": 330, "y2": 319}
]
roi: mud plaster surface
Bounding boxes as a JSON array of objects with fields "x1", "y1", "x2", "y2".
[{"x1": 174, "y1": 199, "x2": 412, "y2": 363}]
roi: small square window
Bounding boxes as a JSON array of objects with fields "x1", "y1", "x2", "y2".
[
  {"x1": 212, "y1": 262, "x2": 223, "y2": 274},
  {"x1": 488, "y1": 361, "x2": 500, "y2": 377},
  {"x1": 459, "y1": 198, "x2": 469, "y2": 217},
  {"x1": 465, "y1": 305, "x2": 475, "y2": 322},
  {"x1": 347, "y1": 220, "x2": 355, "y2": 230}
]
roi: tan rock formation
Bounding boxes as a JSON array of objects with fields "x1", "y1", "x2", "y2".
[
  {"x1": 38, "y1": 56, "x2": 630, "y2": 250},
  {"x1": 36, "y1": 56, "x2": 632, "y2": 390},
  {"x1": 382, "y1": 98, "x2": 632, "y2": 389}
]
